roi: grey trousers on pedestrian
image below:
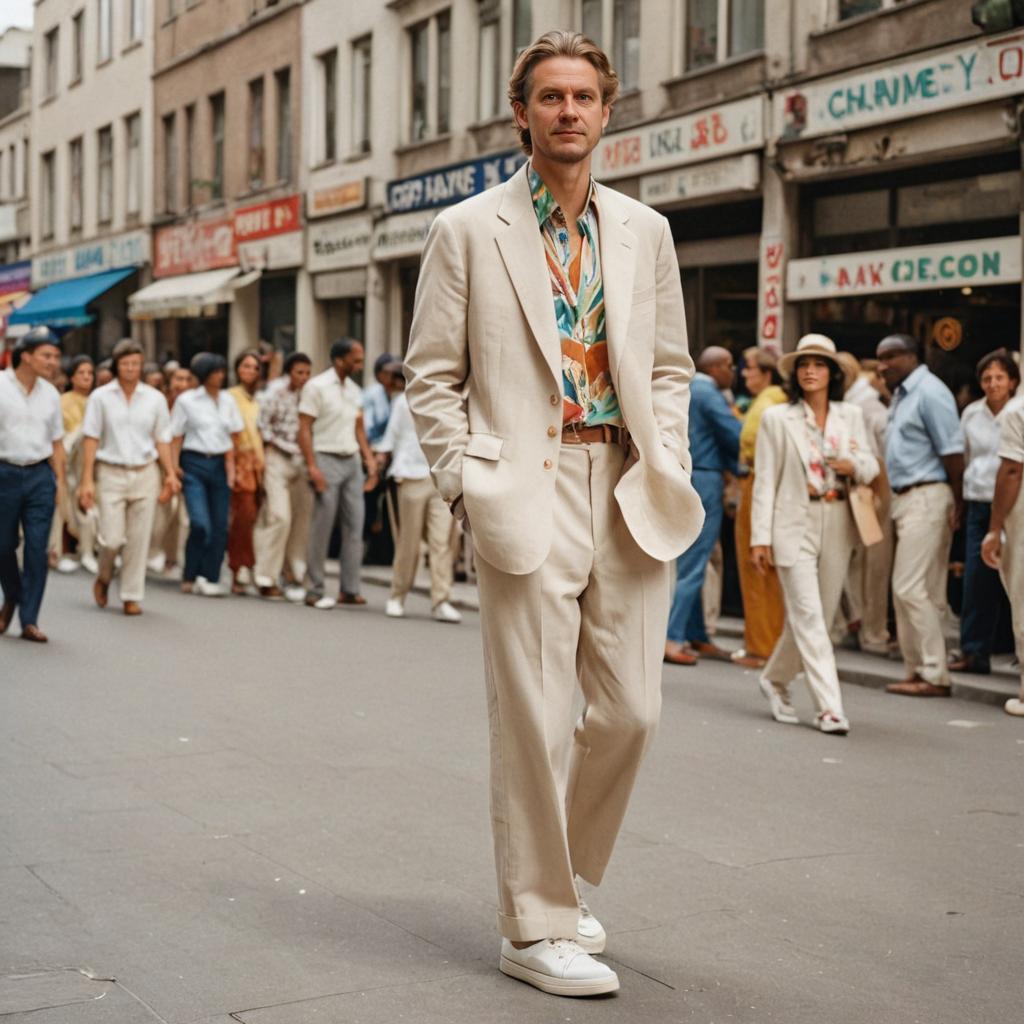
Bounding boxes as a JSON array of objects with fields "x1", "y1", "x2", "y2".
[{"x1": 305, "y1": 452, "x2": 365, "y2": 598}]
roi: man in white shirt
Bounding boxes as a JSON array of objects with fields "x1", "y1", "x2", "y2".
[
  {"x1": 79, "y1": 339, "x2": 179, "y2": 615},
  {"x1": 377, "y1": 371, "x2": 460, "y2": 624},
  {"x1": 0, "y1": 326, "x2": 67, "y2": 642},
  {"x1": 297, "y1": 339, "x2": 378, "y2": 609}
]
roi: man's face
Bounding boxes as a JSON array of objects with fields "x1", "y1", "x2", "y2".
[
  {"x1": 336, "y1": 343, "x2": 365, "y2": 377},
  {"x1": 876, "y1": 343, "x2": 916, "y2": 391},
  {"x1": 708, "y1": 356, "x2": 735, "y2": 391},
  {"x1": 513, "y1": 57, "x2": 610, "y2": 167},
  {"x1": 24, "y1": 343, "x2": 61, "y2": 381},
  {"x1": 169, "y1": 368, "x2": 193, "y2": 395},
  {"x1": 289, "y1": 362, "x2": 312, "y2": 390},
  {"x1": 117, "y1": 353, "x2": 144, "y2": 386}
]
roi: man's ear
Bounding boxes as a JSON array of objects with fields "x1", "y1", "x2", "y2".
[
  {"x1": 601, "y1": 103, "x2": 612, "y2": 131},
  {"x1": 512, "y1": 100, "x2": 528, "y2": 132}
]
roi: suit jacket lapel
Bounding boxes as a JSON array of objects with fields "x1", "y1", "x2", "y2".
[
  {"x1": 494, "y1": 167, "x2": 561, "y2": 387},
  {"x1": 594, "y1": 184, "x2": 636, "y2": 380},
  {"x1": 782, "y1": 402, "x2": 811, "y2": 467}
]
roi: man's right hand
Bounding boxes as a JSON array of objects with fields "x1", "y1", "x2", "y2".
[
  {"x1": 308, "y1": 465, "x2": 327, "y2": 493},
  {"x1": 981, "y1": 530, "x2": 1002, "y2": 571},
  {"x1": 750, "y1": 545, "x2": 774, "y2": 576},
  {"x1": 78, "y1": 481, "x2": 95, "y2": 512}
]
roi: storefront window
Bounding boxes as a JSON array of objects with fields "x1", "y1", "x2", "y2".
[{"x1": 260, "y1": 274, "x2": 297, "y2": 353}]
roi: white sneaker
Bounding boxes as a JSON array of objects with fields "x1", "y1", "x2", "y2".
[
  {"x1": 385, "y1": 597, "x2": 405, "y2": 618},
  {"x1": 817, "y1": 711, "x2": 850, "y2": 735},
  {"x1": 194, "y1": 576, "x2": 228, "y2": 597},
  {"x1": 759, "y1": 676, "x2": 799, "y2": 725},
  {"x1": 499, "y1": 938, "x2": 618, "y2": 997},
  {"x1": 284, "y1": 585, "x2": 306, "y2": 604},
  {"x1": 80, "y1": 553, "x2": 99, "y2": 575},
  {"x1": 236, "y1": 566, "x2": 253, "y2": 586},
  {"x1": 574, "y1": 888, "x2": 606, "y2": 955},
  {"x1": 147, "y1": 552, "x2": 167, "y2": 574},
  {"x1": 56, "y1": 556, "x2": 80, "y2": 574},
  {"x1": 431, "y1": 600, "x2": 462, "y2": 623},
  {"x1": 1005, "y1": 698, "x2": 1024, "y2": 717},
  {"x1": 309, "y1": 595, "x2": 336, "y2": 610}
]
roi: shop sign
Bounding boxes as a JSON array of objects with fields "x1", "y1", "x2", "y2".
[
  {"x1": 308, "y1": 214, "x2": 373, "y2": 273},
  {"x1": 776, "y1": 29, "x2": 1024, "y2": 142},
  {"x1": 234, "y1": 195, "x2": 302, "y2": 243},
  {"x1": 238, "y1": 231, "x2": 303, "y2": 272},
  {"x1": 33, "y1": 229, "x2": 150, "y2": 287},
  {"x1": 308, "y1": 177, "x2": 367, "y2": 219},
  {"x1": 154, "y1": 217, "x2": 236, "y2": 278},
  {"x1": 0, "y1": 260, "x2": 31, "y2": 296},
  {"x1": 639, "y1": 153, "x2": 760, "y2": 206},
  {"x1": 372, "y1": 209, "x2": 438, "y2": 261},
  {"x1": 786, "y1": 236, "x2": 1021, "y2": 300},
  {"x1": 592, "y1": 96, "x2": 763, "y2": 182},
  {"x1": 758, "y1": 238, "x2": 785, "y2": 346},
  {"x1": 386, "y1": 150, "x2": 526, "y2": 214}
]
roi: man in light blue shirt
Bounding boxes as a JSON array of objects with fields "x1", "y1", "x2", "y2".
[
  {"x1": 877, "y1": 334, "x2": 964, "y2": 697},
  {"x1": 362, "y1": 353, "x2": 398, "y2": 446}
]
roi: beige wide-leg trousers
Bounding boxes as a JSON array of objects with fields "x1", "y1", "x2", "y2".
[
  {"x1": 253, "y1": 446, "x2": 313, "y2": 586},
  {"x1": 891, "y1": 483, "x2": 953, "y2": 686},
  {"x1": 390, "y1": 476, "x2": 454, "y2": 607},
  {"x1": 96, "y1": 462, "x2": 161, "y2": 602},
  {"x1": 999, "y1": 498, "x2": 1024, "y2": 695},
  {"x1": 765, "y1": 500, "x2": 855, "y2": 717},
  {"x1": 474, "y1": 443, "x2": 670, "y2": 942}
]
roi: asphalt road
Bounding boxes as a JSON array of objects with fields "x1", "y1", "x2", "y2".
[{"x1": 2, "y1": 572, "x2": 1021, "y2": 1024}]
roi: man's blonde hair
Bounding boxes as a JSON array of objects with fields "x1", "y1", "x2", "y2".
[{"x1": 507, "y1": 30, "x2": 619, "y2": 155}]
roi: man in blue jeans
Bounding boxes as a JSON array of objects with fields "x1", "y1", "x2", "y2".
[
  {"x1": 0, "y1": 326, "x2": 67, "y2": 643},
  {"x1": 665, "y1": 346, "x2": 740, "y2": 666}
]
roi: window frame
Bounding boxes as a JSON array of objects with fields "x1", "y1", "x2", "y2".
[
  {"x1": 185, "y1": 103, "x2": 197, "y2": 208},
  {"x1": 209, "y1": 92, "x2": 226, "y2": 202},
  {"x1": 71, "y1": 11, "x2": 85, "y2": 85},
  {"x1": 162, "y1": 112, "x2": 177, "y2": 214},
  {"x1": 129, "y1": 0, "x2": 144, "y2": 45},
  {"x1": 248, "y1": 76, "x2": 265, "y2": 191},
  {"x1": 44, "y1": 27, "x2": 59, "y2": 100},
  {"x1": 125, "y1": 112, "x2": 142, "y2": 217},
  {"x1": 97, "y1": 125, "x2": 113, "y2": 225},
  {"x1": 97, "y1": 0, "x2": 113, "y2": 64},
  {"x1": 351, "y1": 35, "x2": 372, "y2": 156},
  {"x1": 405, "y1": 9, "x2": 452, "y2": 144},
  {"x1": 477, "y1": 0, "x2": 502, "y2": 122},
  {"x1": 318, "y1": 48, "x2": 338, "y2": 164},
  {"x1": 69, "y1": 137, "x2": 84, "y2": 232},
  {"x1": 683, "y1": 0, "x2": 764, "y2": 73},
  {"x1": 275, "y1": 67, "x2": 292, "y2": 183},
  {"x1": 40, "y1": 150, "x2": 56, "y2": 240}
]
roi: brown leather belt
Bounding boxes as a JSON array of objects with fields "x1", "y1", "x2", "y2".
[
  {"x1": 808, "y1": 488, "x2": 846, "y2": 502},
  {"x1": 562, "y1": 424, "x2": 625, "y2": 445},
  {"x1": 892, "y1": 480, "x2": 943, "y2": 496}
]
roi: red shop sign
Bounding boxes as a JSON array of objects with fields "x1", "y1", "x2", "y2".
[
  {"x1": 234, "y1": 195, "x2": 302, "y2": 243},
  {"x1": 155, "y1": 217, "x2": 237, "y2": 277}
]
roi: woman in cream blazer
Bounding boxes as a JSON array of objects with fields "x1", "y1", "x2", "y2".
[{"x1": 751, "y1": 335, "x2": 879, "y2": 735}]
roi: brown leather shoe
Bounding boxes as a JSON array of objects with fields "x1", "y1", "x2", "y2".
[
  {"x1": 664, "y1": 646, "x2": 698, "y2": 666},
  {"x1": 0, "y1": 600, "x2": 15, "y2": 635},
  {"x1": 123, "y1": 601, "x2": 142, "y2": 616},
  {"x1": 948, "y1": 654, "x2": 991, "y2": 675},
  {"x1": 338, "y1": 592, "x2": 367, "y2": 605},
  {"x1": 259, "y1": 585, "x2": 284, "y2": 600},
  {"x1": 885, "y1": 679, "x2": 951, "y2": 697},
  {"x1": 21, "y1": 624, "x2": 48, "y2": 643},
  {"x1": 93, "y1": 577, "x2": 109, "y2": 609},
  {"x1": 690, "y1": 641, "x2": 733, "y2": 662},
  {"x1": 731, "y1": 653, "x2": 767, "y2": 669}
]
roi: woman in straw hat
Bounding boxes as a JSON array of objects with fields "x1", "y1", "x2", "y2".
[{"x1": 750, "y1": 334, "x2": 879, "y2": 734}]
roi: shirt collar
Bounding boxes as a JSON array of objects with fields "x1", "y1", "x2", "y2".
[
  {"x1": 528, "y1": 163, "x2": 597, "y2": 230},
  {"x1": 898, "y1": 364, "x2": 929, "y2": 396}
]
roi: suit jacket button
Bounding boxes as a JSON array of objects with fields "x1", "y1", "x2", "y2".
[
  {"x1": 550, "y1": 394, "x2": 559, "y2": 406},
  {"x1": 543, "y1": 459, "x2": 553, "y2": 470},
  {"x1": 547, "y1": 426, "x2": 557, "y2": 438}
]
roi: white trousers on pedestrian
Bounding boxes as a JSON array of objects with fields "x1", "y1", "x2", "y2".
[
  {"x1": 96, "y1": 462, "x2": 160, "y2": 602},
  {"x1": 253, "y1": 447, "x2": 313, "y2": 587},
  {"x1": 149, "y1": 493, "x2": 187, "y2": 566},
  {"x1": 891, "y1": 483, "x2": 953, "y2": 686},
  {"x1": 765, "y1": 500, "x2": 855, "y2": 717},
  {"x1": 999, "y1": 495, "x2": 1024, "y2": 695},
  {"x1": 389, "y1": 476, "x2": 454, "y2": 608}
]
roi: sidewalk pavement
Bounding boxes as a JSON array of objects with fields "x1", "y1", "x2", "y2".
[{"x1": 358, "y1": 564, "x2": 1020, "y2": 708}]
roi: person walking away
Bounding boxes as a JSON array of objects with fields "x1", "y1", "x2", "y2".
[
  {"x1": 664, "y1": 346, "x2": 740, "y2": 666},
  {"x1": 0, "y1": 326, "x2": 67, "y2": 643},
  {"x1": 362, "y1": 352, "x2": 398, "y2": 445},
  {"x1": 170, "y1": 353, "x2": 243, "y2": 597},
  {"x1": 405, "y1": 31, "x2": 704, "y2": 996},
  {"x1": 731, "y1": 345, "x2": 786, "y2": 669},
  {"x1": 227, "y1": 351, "x2": 265, "y2": 594},
  {"x1": 951, "y1": 350, "x2": 1019, "y2": 674},
  {"x1": 298, "y1": 339, "x2": 378, "y2": 609},
  {"x1": 253, "y1": 352, "x2": 314, "y2": 600},
  {"x1": 876, "y1": 334, "x2": 964, "y2": 697},
  {"x1": 79, "y1": 340, "x2": 179, "y2": 616},
  {"x1": 981, "y1": 392, "x2": 1024, "y2": 716},
  {"x1": 379, "y1": 372, "x2": 461, "y2": 624},
  {"x1": 751, "y1": 335, "x2": 879, "y2": 734}
]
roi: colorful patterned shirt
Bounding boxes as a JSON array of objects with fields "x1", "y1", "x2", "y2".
[{"x1": 529, "y1": 166, "x2": 622, "y2": 428}]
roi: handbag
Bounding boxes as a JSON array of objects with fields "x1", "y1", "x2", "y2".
[{"x1": 848, "y1": 483, "x2": 884, "y2": 547}]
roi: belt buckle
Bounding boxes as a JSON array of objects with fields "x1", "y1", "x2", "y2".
[{"x1": 563, "y1": 420, "x2": 583, "y2": 444}]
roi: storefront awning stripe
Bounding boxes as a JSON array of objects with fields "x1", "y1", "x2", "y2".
[
  {"x1": 128, "y1": 268, "x2": 245, "y2": 319},
  {"x1": 8, "y1": 267, "x2": 136, "y2": 328}
]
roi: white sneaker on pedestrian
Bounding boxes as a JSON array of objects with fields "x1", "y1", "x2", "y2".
[
  {"x1": 284, "y1": 585, "x2": 306, "y2": 603},
  {"x1": 147, "y1": 552, "x2": 167, "y2": 574},
  {"x1": 817, "y1": 711, "x2": 850, "y2": 735},
  {"x1": 759, "y1": 675, "x2": 799, "y2": 725},
  {"x1": 385, "y1": 597, "x2": 405, "y2": 618},
  {"x1": 236, "y1": 566, "x2": 253, "y2": 586},
  {"x1": 1004, "y1": 698, "x2": 1024, "y2": 717},
  {"x1": 499, "y1": 938, "x2": 618, "y2": 997},
  {"x1": 308, "y1": 595, "x2": 336, "y2": 610},
  {"x1": 194, "y1": 577, "x2": 228, "y2": 597},
  {"x1": 432, "y1": 600, "x2": 462, "y2": 623},
  {"x1": 80, "y1": 553, "x2": 99, "y2": 575},
  {"x1": 574, "y1": 887, "x2": 606, "y2": 954},
  {"x1": 56, "y1": 556, "x2": 80, "y2": 574}
]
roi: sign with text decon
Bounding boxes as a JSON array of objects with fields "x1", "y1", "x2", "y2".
[
  {"x1": 386, "y1": 151, "x2": 526, "y2": 214},
  {"x1": 786, "y1": 236, "x2": 1021, "y2": 301},
  {"x1": 776, "y1": 29, "x2": 1024, "y2": 141}
]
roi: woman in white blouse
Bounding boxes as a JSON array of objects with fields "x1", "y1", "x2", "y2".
[
  {"x1": 952, "y1": 349, "x2": 1020, "y2": 674},
  {"x1": 751, "y1": 335, "x2": 879, "y2": 735},
  {"x1": 170, "y1": 353, "x2": 243, "y2": 597}
]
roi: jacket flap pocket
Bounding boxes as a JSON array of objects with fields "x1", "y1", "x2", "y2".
[{"x1": 464, "y1": 433, "x2": 504, "y2": 461}]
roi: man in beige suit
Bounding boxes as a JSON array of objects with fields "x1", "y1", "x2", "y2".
[{"x1": 405, "y1": 31, "x2": 703, "y2": 998}]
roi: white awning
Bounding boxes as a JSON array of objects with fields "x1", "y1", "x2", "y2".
[{"x1": 128, "y1": 268, "x2": 260, "y2": 319}]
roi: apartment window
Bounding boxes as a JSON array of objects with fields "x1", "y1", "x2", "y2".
[
  {"x1": 210, "y1": 92, "x2": 225, "y2": 200},
  {"x1": 839, "y1": 0, "x2": 884, "y2": 17},
  {"x1": 98, "y1": 0, "x2": 112, "y2": 62},
  {"x1": 438, "y1": 11, "x2": 451, "y2": 134},
  {"x1": 275, "y1": 68, "x2": 292, "y2": 182},
  {"x1": 163, "y1": 113, "x2": 177, "y2": 212},
  {"x1": 581, "y1": 0, "x2": 602, "y2": 43},
  {"x1": 248, "y1": 77, "x2": 265, "y2": 190},
  {"x1": 44, "y1": 28, "x2": 59, "y2": 99},
  {"x1": 318, "y1": 49, "x2": 337, "y2": 162},
  {"x1": 478, "y1": 1, "x2": 501, "y2": 121},
  {"x1": 69, "y1": 138, "x2": 83, "y2": 231},
  {"x1": 126, "y1": 113, "x2": 141, "y2": 216},
  {"x1": 41, "y1": 151, "x2": 56, "y2": 240},
  {"x1": 352, "y1": 37, "x2": 371, "y2": 154},
  {"x1": 408, "y1": 11, "x2": 451, "y2": 143},
  {"x1": 409, "y1": 21, "x2": 429, "y2": 142},
  {"x1": 613, "y1": 0, "x2": 640, "y2": 91},
  {"x1": 9, "y1": 145, "x2": 16, "y2": 197},
  {"x1": 185, "y1": 103, "x2": 196, "y2": 206},
  {"x1": 685, "y1": 0, "x2": 763, "y2": 71},
  {"x1": 513, "y1": 0, "x2": 532, "y2": 55},
  {"x1": 72, "y1": 11, "x2": 84, "y2": 83},
  {"x1": 97, "y1": 126, "x2": 113, "y2": 223},
  {"x1": 129, "y1": 0, "x2": 144, "y2": 44}
]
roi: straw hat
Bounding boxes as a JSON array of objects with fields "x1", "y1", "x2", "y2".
[
  {"x1": 834, "y1": 351, "x2": 861, "y2": 394},
  {"x1": 778, "y1": 333, "x2": 856, "y2": 392}
]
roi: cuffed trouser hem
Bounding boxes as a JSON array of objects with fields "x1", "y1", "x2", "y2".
[{"x1": 497, "y1": 908, "x2": 581, "y2": 943}]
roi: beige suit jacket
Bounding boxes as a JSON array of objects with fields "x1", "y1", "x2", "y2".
[
  {"x1": 750, "y1": 400, "x2": 880, "y2": 567},
  {"x1": 404, "y1": 163, "x2": 704, "y2": 576}
]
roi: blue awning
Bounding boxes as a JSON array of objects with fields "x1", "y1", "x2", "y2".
[{"x1": 8, "y1": 267, "x2": 138, "y2": 329}]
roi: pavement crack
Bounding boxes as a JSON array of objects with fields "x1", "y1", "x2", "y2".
[
  {"x1": 23, "y1": 866, "x2": 79, "y2": 911},
  {"x1": 740, "y1": 849, "x2": 866, "y2": 869}
]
